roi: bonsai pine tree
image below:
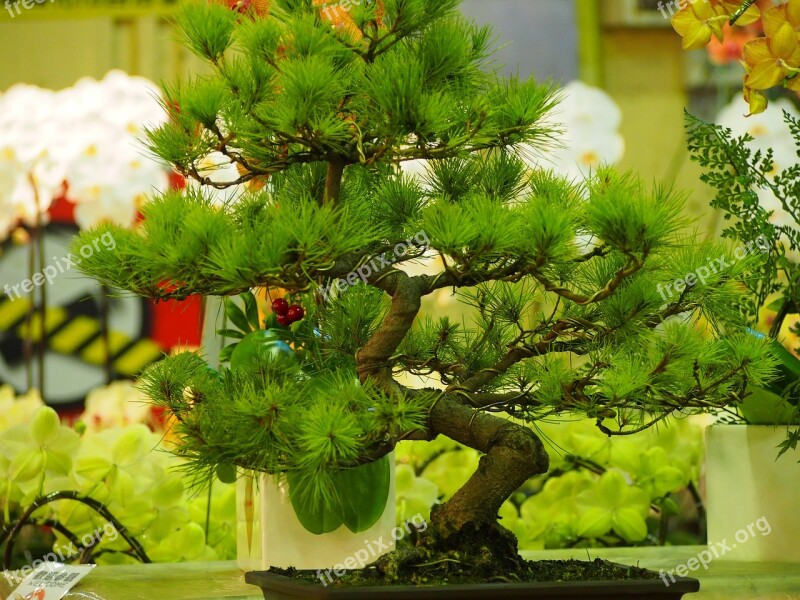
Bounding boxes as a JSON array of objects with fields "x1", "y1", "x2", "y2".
[{"x1": 75, "y1": 0, "x2": 776, "y2": 577}]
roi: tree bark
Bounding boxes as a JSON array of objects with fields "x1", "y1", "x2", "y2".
[
  {"x1": 323, "y1": 159, "x2": 346, "y2": 206},
  {"x1": 356, "y1": 271, "x2": 424, "y2": 390},
  {"x1": 427, "y1": 395, "x2": 549, "y2": 540}
]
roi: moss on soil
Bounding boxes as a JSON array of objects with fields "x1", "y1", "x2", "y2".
[{"x1": 271, "y1": 557, "x2": 660, "y2": 588}]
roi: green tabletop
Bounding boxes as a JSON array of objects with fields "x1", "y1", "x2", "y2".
[{"x1": 2, "y1": 546, "x2": 799, "y2": 599}]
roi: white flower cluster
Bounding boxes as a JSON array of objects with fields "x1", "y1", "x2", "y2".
[
  {"x1": 400, "y1": 80, "x2": 625, "y2": 183},
  {"x1": 716, "y1": 96, "x2": 800, "y2": 234},
  {"x1": 521, "y1": 80, "x2": 625, "y2": 180},
  {"x1": 0, "y1": 70, "x2": 169, "y2": 240}
]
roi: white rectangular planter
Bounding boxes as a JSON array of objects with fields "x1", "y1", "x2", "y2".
[
  {"x1": 236, "y1": 468, "x2": 396, "y2": 570},
  {"x1": 705, "y1": 424, "x2": 800, "y2": 562}
]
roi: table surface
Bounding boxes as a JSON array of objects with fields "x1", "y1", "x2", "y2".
[{"x1": 1, "y1": 546, "x2": 799, "y2": 599}]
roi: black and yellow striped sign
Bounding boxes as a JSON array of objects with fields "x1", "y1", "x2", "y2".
[{"x1": 0, "y1": 296, "x2": 162, "y2": 377}]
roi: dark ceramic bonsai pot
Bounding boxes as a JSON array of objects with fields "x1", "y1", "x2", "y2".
[{"x1": 245, "y1": 568, "x2": 700, "y2": 599}]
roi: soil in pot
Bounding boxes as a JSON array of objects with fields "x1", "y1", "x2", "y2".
[
  {"x1": 247, "y1": 558, "x2": 698, "y2": 599},
  {"x1": 247, "y1": 526, "x2": 698, "y2": 599}
]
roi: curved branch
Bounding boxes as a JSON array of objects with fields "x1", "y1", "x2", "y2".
[
  {"x1": 531, "y1": 253, "x2": 644, "y2": 306},
  {"x1": 356, "y1": 270, "x2": 426, "y2": 390},
  {"x1": 0, "y1": 492, "x2": 151, "y2": 569}
]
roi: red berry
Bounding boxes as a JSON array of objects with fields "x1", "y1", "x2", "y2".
[
  {"x1": 286, "y1": 305, "x2": 305, "y2": 323},
  {"x1": 272, "y1": 298, "x2": 289, "y2": 315},
  {"x1": 276, "y1": 314, "x2": 291, "y2": 327}
]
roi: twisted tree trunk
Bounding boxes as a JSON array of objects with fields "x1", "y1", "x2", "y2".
[{"x1": 427, "y1": 396, "x2": 549, "y2": 542}]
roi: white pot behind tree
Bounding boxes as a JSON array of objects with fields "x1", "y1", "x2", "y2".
[
  {"x1": 705, "y1": 424, "x2": 800, "y2": 562},
  {"x1": 236, "y1": 469, "x2": 396, "y2": 570}
]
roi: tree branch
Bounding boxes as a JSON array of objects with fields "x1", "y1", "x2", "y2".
[{"x1": 356, "y1": 270, "x2": 426, "y2": 391}]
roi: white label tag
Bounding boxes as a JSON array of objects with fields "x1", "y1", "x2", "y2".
[{"x1": 10, "y1": 563, "x2": 95, "y2": 600}]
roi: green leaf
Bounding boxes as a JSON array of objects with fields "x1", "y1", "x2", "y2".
[
  {"x1": 219, "y1": 343, "x2": 236, "y2": 364},
  {"x1": 224, "y1": 297, "x2": 251, "y2": 333},
  {"x1": 608, "y1": 440, "x2": 641, "y2": 474},
  {"x1": 216, "y1": 463, "x2": 237, "y2": 485},
  {"x1": 397, "y1": 497, "x2": 434, "y2": 525},
  {"x1": 151, "y1": 474, "x2": 186, "y2": 508},
  {"x1": 576, "y1": 507, "x2": 613, "y2": 538},
  {"x1": 241, "y1": 293, "x2": 261, "y2": 330},
  {"x1": 30, "y1": 407, "x2": 61, "y2": 447},
  {"x1": 335, "y1": 455, "x2": 391, "y2": 534},
  {"x1": 498, "y1": 500, "x2": 519, "y2": 528},
  {"x1": 73, "y1": 455, "x2": 112, "y2": 483},
  {"x1": 766, "y1": 298, "x2": 786, "y2": 311},
  {"x1": 150, "y1": 522, "x2": 207, "y2": 562},
  {"x1": 286, "y1": 472, "x2": 344, "y2": 535},
  {"x1": 612, "y1": 508, "x2": 648, "y2": 542},
  {"x1": 626, "y1": 486, "x2": 652, "y2": 518},
  {"x1": 652, "y1": 466, "x2": 687, "y2": 497},
  {"x1": 396, "y1": 464, "x2": 439, "y2": 507},
  {"x1": 46, "y1": 450, "x2": 73, "y2": 476},
  {"x1": 740, "y1": 386, "x2": 799, "y2": 424},
  {"x1": 111, "y1": 426, "x2": 151, "y2": 467},
  {"x1": 420, "y1": 449, "x2": 480, "y2": 500},
  {"x1": 765, "y1": 339, "x2": 800, "y2": 402},
  {"x1": 9, "y1": 449, "x2": 44, "y2": 483},
  {"x1": 216, "y1": 329, "x2": 245, "y2": 339},
  {"x1": 595, "y1": 470, "x2": 627, "y2": 508}
]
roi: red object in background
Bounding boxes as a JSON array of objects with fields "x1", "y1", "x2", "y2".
[
  {"x1": 149, "y1": 295, "x2": 204, "y2": 349},
  {"x1": 706, "y1": 1, "x2": 770, "y2": 66},
  {"x1": 44, "y1": 184, "x2": 205, "y2": 425},
  {"x1": 48, "y1": 191, "x2": 75, "y2": 223},
  {"x1": 168, "y1": 171, "x2": 186, "y2": 191},
  {"x1": 707, "y1": 24, "x2": 757, "y2": 65}
]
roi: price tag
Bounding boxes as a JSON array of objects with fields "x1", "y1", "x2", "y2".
[{"x1": 10, "y1": 563, "x2": 95, "y2": 600}]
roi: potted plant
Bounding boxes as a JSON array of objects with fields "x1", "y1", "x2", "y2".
[
  {"x1": 684, "y1": 104, "x2": 800, "y2": 561},
  {"x1": 669, "y1": 0, "x2": 800, "y2": 563},
  {"x1": 74, "y1": 0, "x2": 777, "y2": 596}
]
